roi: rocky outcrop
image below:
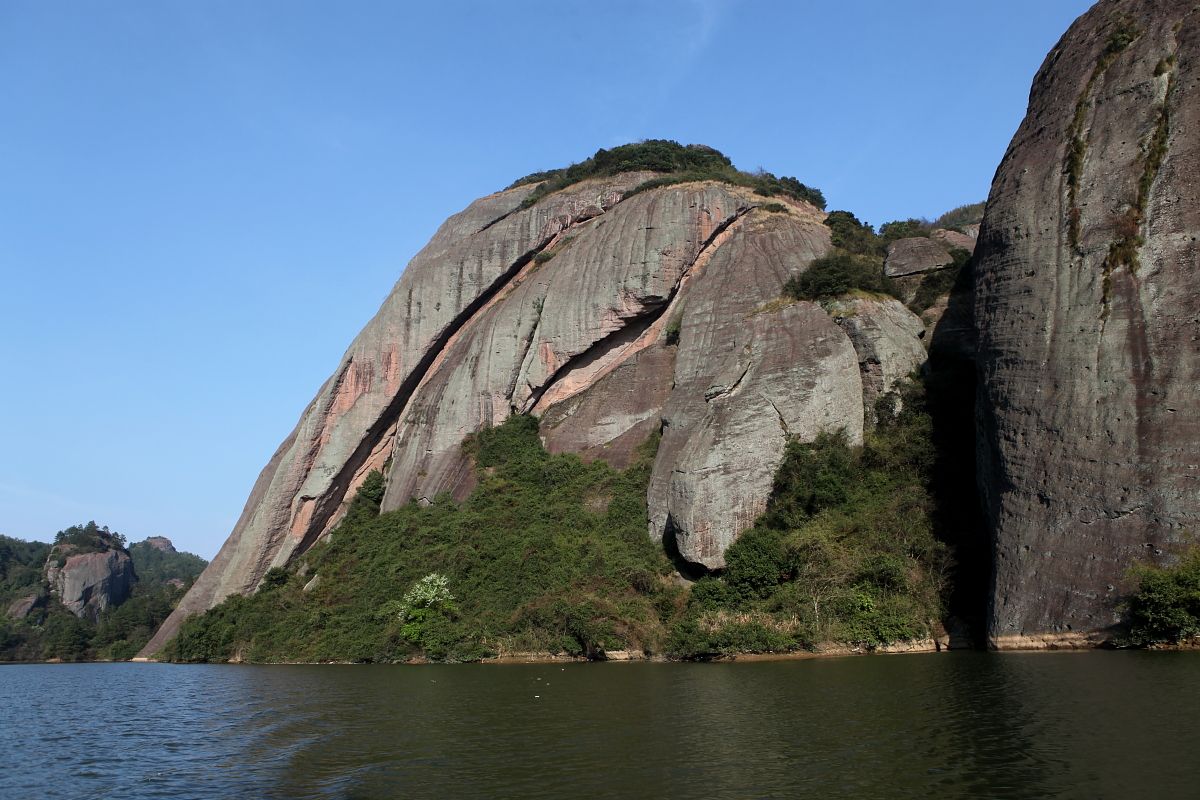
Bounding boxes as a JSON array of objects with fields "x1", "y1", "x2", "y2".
[
  {"x1": 46, "y1": 550, "x2": 135, "y2": 621},
  {"x1": 5, "y1": 595, "x2": 43, "y2": 620},
  {"x1": 827, "y1": 296, "x2": 929, "y2": 423},
  {"x1": 143, "y1": 536, "x2": 176, "y2": 553},
  {"x1": 143, "y1": 168, "x2": 933, "y2": 654},
  {"x1": 884, "y1": 237, "x2": 954, "y2": 277},
  {"x1": 930, "y1": 228, "x2": 976, "y2": 253},
  {"x1": 975, "y1": 0, "x2": 1200, "y2": 646}
]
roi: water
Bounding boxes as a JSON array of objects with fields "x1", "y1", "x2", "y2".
[{"x1": 1, "y1": 652, "x2": 1197, "y2": 799}]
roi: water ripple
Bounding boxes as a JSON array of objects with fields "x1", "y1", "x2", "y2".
[{"x1": 1, "y1": 653, "x2": 1199, "y2": 799}]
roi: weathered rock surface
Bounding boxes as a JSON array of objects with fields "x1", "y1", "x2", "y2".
[
  {"x1": 930, "y1": 228, "x2": 977, "y2": 253},
  {"x1": 140, "y1": 172, "x2": 657, "y2": 656},
  {"x1": 46, "y1": 550, "x2": 135, "y2": 621},
  {"x1": 827, "y1": 296, "x2": 929, "y2": 423},
  {"x1": 884, "y1": 237, "x2": 954, "y2": 277},
  {"x1": 144, "y1": 173, "x2": 932, "y2": 654},
  {"x1": 975, "y1": 0, "x2": 1200, "y2": 646}
]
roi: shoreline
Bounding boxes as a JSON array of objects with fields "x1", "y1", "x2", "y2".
[{"x1": 10, "y1": 637, "x2": 1199, "y2": 666}]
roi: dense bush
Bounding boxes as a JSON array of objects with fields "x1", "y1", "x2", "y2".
[
  {"x1": 824, "y1": 210, "x2": 884, "y2": 256},
  {"x1": 933, "y1": 202, "x2": 985, "y2": 232},
  {"x1": 511, "y1": 140, "x2": 825, "y2": 210},
  {"x1": 53, "y1": 521, "x2": 126, "y2": 555},
  {"x1": 668, "y1": 380, "x2": 947, "y2": 657},
  {"x1": 784, "y1": 253, "x2": 899, "y2": 301},
  {"x1": 909, "y1": 248, "x2": 972, "y2": 314},
  {"x1": 1122, "y1": 550, "x2": 1200, "y2": 646},
  {"x1": 879, "y1": 218, "x2": 932, "y2": 242},
  {"x1": 128, "y1": 540, "x2": 207, "y2": 586},
  {"x1": 165, "y1": 417, "x2": 680, "y2": 663}
]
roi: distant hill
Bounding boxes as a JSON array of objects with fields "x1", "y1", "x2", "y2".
[{"x1": 0, "y1": 523, "x2": 207, "y2": 661}]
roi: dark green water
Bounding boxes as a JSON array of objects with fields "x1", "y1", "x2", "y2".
[{"x1": 1, "y1": 652, "x2": 1197, "y2": 798}]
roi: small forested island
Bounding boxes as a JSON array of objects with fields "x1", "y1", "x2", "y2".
[{"x1": 0, "y1": 522, "x2": 206, "y2": 661}]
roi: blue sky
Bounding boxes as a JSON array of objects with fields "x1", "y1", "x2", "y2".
[{"x1": 0, "y1": 0, "x2": 1094, "y2": 558}]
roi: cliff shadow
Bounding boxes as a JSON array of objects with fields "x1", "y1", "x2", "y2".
[{"x1": 925, "y1": 260, "x2": 989, "y2": 648}]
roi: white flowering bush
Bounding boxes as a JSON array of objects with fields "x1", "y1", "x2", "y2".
[{"x1": 399, "y1": 573, "x2": 455, "y2": 619}]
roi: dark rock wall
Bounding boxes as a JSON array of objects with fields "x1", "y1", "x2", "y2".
[{"x1": 975, "y1": 0, "x2": 1200, "y2": 646}]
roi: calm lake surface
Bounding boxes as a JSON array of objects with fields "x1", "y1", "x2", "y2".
[{"x1": 1, "y1": 652, "x2": 1197, "y2": 799}]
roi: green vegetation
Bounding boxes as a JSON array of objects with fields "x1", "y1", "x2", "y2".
[
  {"x1": 1099, "y1": 49, "x2": 1173, "y2": 316},
  {"x1": 0, "y1": 525, "x2": 206, "y2": 662},
  {"x1": 1066, "y1": 15, "x2": 1141, "y2": 250},
  {"x1": 0, "y1": 535, "x2": 51, "y2": 611},
  {"x1": 166, "y1": 418, "x2": 679, "y2": 663},
  {"x1": 784, "y1": 253, "x2": 899, "y2": 302},
  {"x1": 879, "y1": 218, "x2": 932, "y2": 242},
  {"x1": 667, "y1": 382, "x2": 948, "y2": 657},
  {"x1": 53, "y1": 521, "x2": 125, "y2": 558},
  {"x1": 510, "y1": 140, "x2": 825, "y2": 211},
  {"x1": 128, "y1": 540, "x2": 207, "y2": 587},
  {"x1": 167, "y1": 379, "x2": 949, "y2": 663},
  {"x1": 1121, "y1": 550, "x2": 1200, "y2": 647},
  {"x1": 933, "y1": 202, "x2": 985, "y2": 232},
  {"x1": 824, "y1": 210, "x2": 884, "y2": 256},
  {"x1": 909, "y1": 248, "x2": 972, "y2": 314},
  {"x1": 663, "y1": 313, "x2": 682, "y2": 346},
  {"x1": 759, "y1": 202, "x2": 789, "y2": 214}
]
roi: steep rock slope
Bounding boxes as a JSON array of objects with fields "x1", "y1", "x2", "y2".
[
  {"x1": 46, "y1": 550, "x2": 135, "y2": 621},
  {"x1": 143, "y1": 163, "x2": 930, "y2": 655},
  {"x1": 975, "y1": 0, "x2": 1200, "y2": 646}
]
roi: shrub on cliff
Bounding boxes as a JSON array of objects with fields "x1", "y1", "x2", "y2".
[
  {"x1": 785, "y1": 253, "x2": 899, "y2": 301},
  {"x1": 1122, "y1": 550, "x2": 1200, "y2": 646},
  {"x1": 511, "y1": 140, "x2": 825, "y2": 210},
  {"x1": 669, "y1": 380, "x2": 947, "y2": 656}
]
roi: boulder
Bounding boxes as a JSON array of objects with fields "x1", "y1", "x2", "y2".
[
  {"x1": 930, "y1": 227, "x2": 977, "y2": 253},
  {"x1": 884, "y1": 237, "x2": 954, "y2": 277},
  {"x1": 975, "y1": 0, "x2": 1200, "y2": 646}
]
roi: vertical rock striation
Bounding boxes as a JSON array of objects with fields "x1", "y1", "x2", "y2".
[{"x1": 975, "y1": 0, "x2": 1200, "y2": 646}]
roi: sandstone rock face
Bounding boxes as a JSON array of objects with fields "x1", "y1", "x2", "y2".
[
  {"x1": 827, "y1": 296, "x2": 929, "y2": 423},
  {"x1": 46, "y1": 550, "x2": 135, "y2": 621},
  {"x1": 144, "y1": 174, "x2": 931, "y2": 654},
  {"x1": 975, "y1": 0, "x2": 1200, "y2": 647},
  {"x1": 884, "y1": 237, "x2": 953, "y2": 277}
]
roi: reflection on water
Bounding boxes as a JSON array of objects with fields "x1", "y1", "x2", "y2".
[{"x1": 1, "y1": 653, "x2": 1197, "y2": 799}]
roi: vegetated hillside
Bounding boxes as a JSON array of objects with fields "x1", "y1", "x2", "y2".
[
  {"x1": 974, "y1": 0, "x2": 1200, "y2": 647},
  {"x1": 0, "y1": 524, "x2": 207, "y2": 661},
  {"x1": 166, "y1": 381, "x2": 948, "y2": 663}
]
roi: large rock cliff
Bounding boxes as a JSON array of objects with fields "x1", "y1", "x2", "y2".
[
  {"x1": 975, "y1": 0, "x2": 1200, "y2": 647},
  {"x1": 45, "y1": 547, "x2": 135, "y2": 621},
  {"x1": 142, "y1": 159, "x2": 932, "y2": 655}
]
